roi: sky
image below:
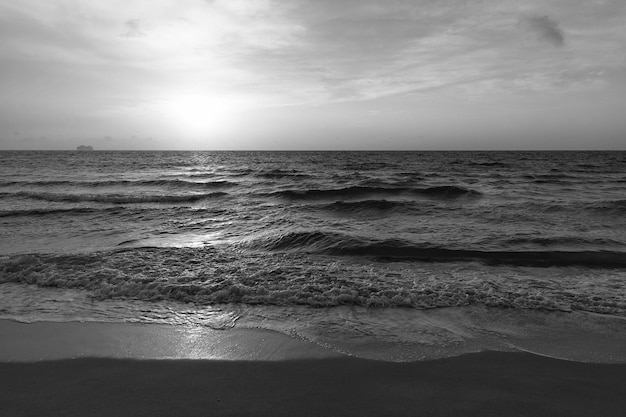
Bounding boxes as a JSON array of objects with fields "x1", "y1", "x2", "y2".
[{"x1": 1, "y1": 0, "x2": 625, "y2": 150}]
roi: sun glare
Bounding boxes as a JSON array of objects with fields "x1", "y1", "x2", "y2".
[{"x1": 162, "y1": 94, "x2": 248, "y2": 138}]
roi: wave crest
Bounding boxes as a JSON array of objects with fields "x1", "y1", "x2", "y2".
[
  {"x1": 269, "y1": 185, "x2": 481, "y2": 200},
  {"x1": 320, "y1": 199, "x2": 417, "y2": 213},
  {"x1": 246, "y1": 231, "x2": 626, "y2": 268}
]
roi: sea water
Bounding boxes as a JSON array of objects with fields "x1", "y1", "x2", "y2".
[{"x1": 1, "y1": 150, "x2": 625, "y2": 361}]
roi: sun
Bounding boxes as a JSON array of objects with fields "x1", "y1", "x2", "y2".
[{"x1": 161, "y1": 94, "x2": 247, "y2": 138}]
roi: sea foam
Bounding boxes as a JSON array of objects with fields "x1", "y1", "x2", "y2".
[{"x1": 2, "y1": 246, "x2": 625, "y2": 315}]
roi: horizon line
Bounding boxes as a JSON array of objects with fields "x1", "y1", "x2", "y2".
[{"x1": 1, "y1": 149, "x2": 625, "y2": 152}]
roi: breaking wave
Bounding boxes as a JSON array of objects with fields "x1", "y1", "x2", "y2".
[{"x1": 1, "y1": 247, "x2": 624, "y2": 315}]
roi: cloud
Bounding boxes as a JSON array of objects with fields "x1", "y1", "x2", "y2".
[
  {"x1": 121, "y1": 19, "x2": 146, "y2": 38},
  {"x1": 2, "y1": 0, "x2": 626, "y2": 149},
  {"x1": 519, "y1": 15, "x2": 565, "y2": 47}
]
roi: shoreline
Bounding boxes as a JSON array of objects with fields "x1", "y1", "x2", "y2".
[
  {"x1": 2, "y1": 320, "x2": 626, "y2": 416},
  {"x1": 0, "y1": 319, "x2": 342, "y2": 362}
]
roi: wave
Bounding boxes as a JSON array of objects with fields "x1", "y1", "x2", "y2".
[
  {"x1": 225, "y1": 168, "x2": 255, "y2": 177},
  {"x1": 418, "y1": 186, "x2": 481, "y2": 197},
  {"x1": 248, "y1": 231, "x2": 364, "y2": 253},
  {"x1": 469, "y1": 161, "x2": 509, "y2": 168},
  {"x1": 2, "y1": 191, "x2": 227, "y2": 204},
  {"x1": 530, "y1": 179, "x2": 572, "y2": 185},
  {"x1": 587, "y1": 199, "x2": 626, "y2": 214},
  {"x1": 268, "y1": 185, "x2": 480, "y2": 200},
  {"x1": 247, "y1": 231, "x2": 626, "y2": 268},
  {"x1": 2, "y1": 247, "x2": 624, "y2": 315},
  {"x1": 341, "y1": 162, "x2": 392, "y2": 171},
  {"x1": 0, "y1": 207, "x2": 123, "y2": 218},
  {"x1": 0, "y1": 179, "x2": 237, "y2": 189},
  {"x1": 144, "y1": 179, "x2": 236, "y2": 189},
  {"x1": 394, "y1": 172, "x2": 425, "y2": 181},
  {"x1": 521, "y1": 174, "x2": 576, "y2": 185},
  {"x1": 319, "y1": 199, "x2": 419, "y2": 213},
  {"x1": 371, "y1": 248, "x2": 626, "y2": 268},
  {"x1": 503, "y1": 236, "x2": 624, "y2": 247},
  {"x1": 0, "y1": 206, "x2": 234, "y2": 219},
  {"x1": 269, "y1": 186, "x2": 407, "y2": 200},
  {"x1": 256, "y1": 169, "x2": 310, "y2": 179},
  {"x1": 523, "y1": 173, "x2": 578, "y2": 179},
  {"x1": 179, "y1": 173, "x2": 216, "y2": 179},
  {"x1": 576, "y1": 163, "x2": 602, "y2": 169},
  {"x1": 494, "y1": 200, "x2": 626, "y2": 216}
]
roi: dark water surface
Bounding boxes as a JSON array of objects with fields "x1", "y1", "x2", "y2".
[{"x1": 1, "y1": 151, "x2": 625, "y2": 361}]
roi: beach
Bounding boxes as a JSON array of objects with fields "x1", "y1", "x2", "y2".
[{"x1": 1, "y1": 320, "x2": 626, "y2": 417}]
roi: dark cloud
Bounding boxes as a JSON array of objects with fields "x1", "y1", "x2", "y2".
[
  {"x1": 121, "y1": 19, "x2": 146, "y2": 38},
  {"x1": 519, "y1": 15, "x2": 565, "y2": 47}
]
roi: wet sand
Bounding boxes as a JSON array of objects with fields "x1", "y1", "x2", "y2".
[
  {"x1": 1, "y1": 320, "x2": 625, "y2": 416},
  {"x1": 0, "y1": 319, "x2": 340, "y2": 362},
  {"x1": 2, "y1": 353, "x2": 625, "y2": 417}
]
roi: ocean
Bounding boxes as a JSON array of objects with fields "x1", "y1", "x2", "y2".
[{"x1": 1, "y1": 150, "x2": 625, "y2": 361}]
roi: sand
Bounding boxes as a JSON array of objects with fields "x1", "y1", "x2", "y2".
[
  {"x1": 1, "y1": 320, "x2": 625, "y2": 417},
  {"x1": 0, "y1": 320, "x2": 340, "y2": 361}
]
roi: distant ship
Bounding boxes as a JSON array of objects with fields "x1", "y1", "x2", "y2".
[{"x1": 76, "y1": 145, "x2": 94, "y2": 151}]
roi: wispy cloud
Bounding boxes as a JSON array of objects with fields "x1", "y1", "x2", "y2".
[
  {"x1": 121, "y1": 19, "x2": 147, "y2": 38},
  {"x1": 519, "y1": 15, "x2": 565, "y2": 47}
]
